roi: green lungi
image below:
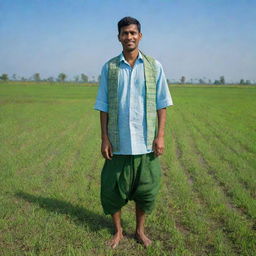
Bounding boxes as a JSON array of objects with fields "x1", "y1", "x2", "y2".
[{"x1": 100, "y1": 152, "x2": 161, "y2": 215}]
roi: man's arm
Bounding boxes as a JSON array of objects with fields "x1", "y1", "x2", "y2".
[
  {"x1": 153, "y1": 60, "x2": 174, "y2": 156},
  {"x1": 94, "y1": 63, "x2": 113, "y2": 160},
  {"x1": 153, "y1": 108, "x2": 166, "y2": 157},
  {"x1": 100, "y1": 111, "x2": 113, "y2": 160}
]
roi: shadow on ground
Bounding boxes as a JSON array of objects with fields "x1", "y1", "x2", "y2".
[{"x1": 15, "y1": 191, "x2": 118, "y2": 234}]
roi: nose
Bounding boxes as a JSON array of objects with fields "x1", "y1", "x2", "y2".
[{"x1": 127, "y1": 33, "x2": 132, "y2": 40}]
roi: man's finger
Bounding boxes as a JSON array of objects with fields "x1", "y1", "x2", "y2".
[
  {"x1": 102, "y1": 149, "x2": 109, "y2": 160},
  {"x1": 155, "y1": 147, "x2": 163, "y2": 157},
  {"x1": 154, "y1": 143, "x2": 158, "y2": 155},
  {"x1": 105, "y1": 150, "x2": 111, "y2": 160},
  {"x1": 109, "y1": 146, "x2": 113, "y2": 158},
  {"x1": 108, "y1": 149, "x2": 112, "y2": 160},
  {"x1": 154, "y1": 148, "x2": 159, "y2": 157}
]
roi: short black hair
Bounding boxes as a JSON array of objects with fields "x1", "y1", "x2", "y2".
[{"x1": 118, "y1": 16, "x2": 141, "y2": 34}]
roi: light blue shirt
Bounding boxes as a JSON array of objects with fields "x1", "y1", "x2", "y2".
[{"x1": 94, "y1": 50, "x2": 174, "y2": 155}]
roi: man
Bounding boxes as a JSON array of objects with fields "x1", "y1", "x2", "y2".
[{"x1": 94, "y1": 16, "x2": 173, "y2": 248}]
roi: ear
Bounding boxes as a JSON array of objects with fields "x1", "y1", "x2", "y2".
[{"x1": 139, "y1": 32, "x2": 142, "y2": 40}]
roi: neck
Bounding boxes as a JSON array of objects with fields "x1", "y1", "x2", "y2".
[{"x1": 122, "y1": 48, "x2": 139, "y2": 62}]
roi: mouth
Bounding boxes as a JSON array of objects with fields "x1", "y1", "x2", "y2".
[{"x1": 126, "y1": 42, "x2": 135, "y2": 45}]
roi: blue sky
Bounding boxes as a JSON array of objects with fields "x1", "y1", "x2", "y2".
[{"x1": 0, "y1": 0, "x2": 255, "y2": 82}]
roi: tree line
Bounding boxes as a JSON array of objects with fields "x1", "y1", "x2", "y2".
[
  {"x1": 0, "y1": 73, "x2": 254, "y2": 85},
  {"x1": 0, "y1": 73, "x2": 101, "y2": 83},
  {"x1": 167, "y1": 76, "x2": 254, "y2": 85}
]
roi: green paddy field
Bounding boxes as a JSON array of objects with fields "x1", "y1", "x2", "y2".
[{"x1": 0, "y1": 83, "x2": 255, "y2": 256}]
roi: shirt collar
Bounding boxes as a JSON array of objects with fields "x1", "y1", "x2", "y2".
[{"x1": 119, "y1": 50, "x2": 143, "y2": 63}]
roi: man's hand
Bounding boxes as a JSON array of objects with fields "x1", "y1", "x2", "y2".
[
  {"x1": 101, "y1": 137, "x2": 113, "y2": 160},
  {"x1": 153, "y1": 136, "x2": 165, "y2": 157}
]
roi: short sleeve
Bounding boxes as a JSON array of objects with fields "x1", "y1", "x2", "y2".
[
  {"x1": 94, "y1": 62, "x2": 109, "y2": 112},
  {"x1": 155, "y1": 60, "x2": 174, "y2": 110}
]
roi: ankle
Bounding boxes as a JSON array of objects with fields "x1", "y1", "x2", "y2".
[
  {"x1": 135, "y1": 229, "x2": 145, "y2": 235},
  {"x1": 115, "y1": 227, "x2": 123, "y2": 235}
]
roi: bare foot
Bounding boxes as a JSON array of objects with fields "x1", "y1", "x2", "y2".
[
  {"x1": 134, "y1": 232, "x2": 152, "y2": 247},
  {"x1": 106, "y1": 232, "x2": 124, "y2": 249}
]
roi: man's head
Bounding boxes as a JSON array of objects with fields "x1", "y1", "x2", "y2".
[
  {"x1": 117, "y1": 17, "x2": 142, "y2": 52},
  {"x1": 118, "y1": 16, "x2": 141, "y2": 35}
]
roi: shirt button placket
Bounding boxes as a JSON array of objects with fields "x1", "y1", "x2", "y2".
[{"x1": 129, "y1": 66, "x2": 134, "y2": 153}]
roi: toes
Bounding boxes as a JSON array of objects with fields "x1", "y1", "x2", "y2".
[
  {"x1": 111, "y1": 242, "x2": 118, "y2": 249},
  {"x1": 107, "y1": 237, "x2": 121, "y2": 249},
  {"x1": 145, "y1": 239, "x2": 152, "y2": 247},
  {"x1": 134, "y1": 234, "x2": 152, "y2": 247}
]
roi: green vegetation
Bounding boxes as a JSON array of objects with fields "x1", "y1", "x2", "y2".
[{"x1": 0, "y1": 83, "x2": 255, "y2": 255}]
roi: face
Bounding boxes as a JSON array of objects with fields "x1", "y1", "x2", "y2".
[{"x1": 118, "y1": 24, "x2": 142, "y2": 52}]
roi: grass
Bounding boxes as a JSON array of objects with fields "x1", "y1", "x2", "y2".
[{"x1": 0, "y1": 83, "x2": 255, "y2": 255}]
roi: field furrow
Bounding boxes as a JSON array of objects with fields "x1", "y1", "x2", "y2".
[
  {"x1": 163, "y1": 132, "x2": 238, "y2": 256},
  {"x1": 177, "y1": 108, "x2": 256, "y2": 219},
  {"x1": 168, "y1": 108, "x2": 256, "y2": 255},
  {"x1": 190, "y1": 110, "x2": 256, "y2": 170}
]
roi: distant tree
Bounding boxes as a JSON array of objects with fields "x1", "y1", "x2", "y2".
[
  {"x1": 199, "y1": 78, "x2": 204, "y2": 84},
  {"x1": 220, "y1": 76, "x2": 225, "y2": 84},
  {"x1": 33, "y1": 73, "x2": 41, "y2": 81},
  {"x1": 12, "y1": 74, "x2": 17, "y2": 80},
  {"x1": 47, "y1": 77, "x2": 54, "y2": 82},
  {"x1": 81, "y1": 73, "x2": 88, "y2": 83},
  {"x1": 214, "y1": 80, "x2": 220, "y2": 85},
  {"x1": 21, "y1": 77, "x2": 26, "y2": 81},
  {"x1": 208, "y1": 79, "x2": 212, "y2": 84},
  {"x1": 58, "y1": 73, "x2": 67, "y2": 82},
  {"x1": 74, "y1": 75, "x2": 80, "y2": 82},
  {"x1": 245, "y1": 80, "x2": 251, "y2": 85},
  {"x1": 240, "y1": 79, "x2": 245, "y2": 85},
  {"x1": 180, "y1": 76, "x2": 186, "y2": 84},
  {"x1": 0, "y1": 73, "x2": 9, "y2": 81}
]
